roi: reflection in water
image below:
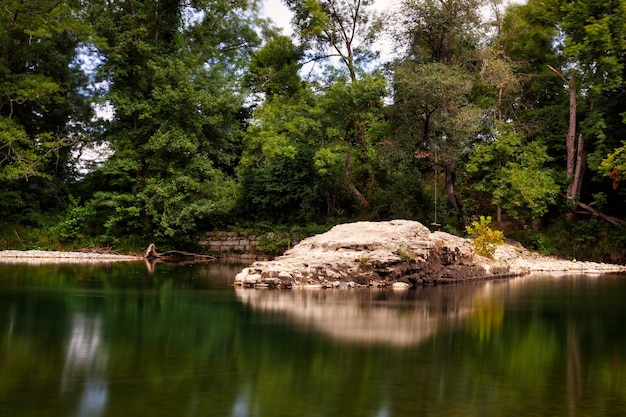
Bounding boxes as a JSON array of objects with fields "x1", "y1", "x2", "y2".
[
  {"x1": 236, "y1": 283, "x2": 504, "y2": 346},
  {"x1": 231, "y1": 384, "x2": 251, "y2": 417},
  {"x1": 2, "y1": 262, "x2": 626, "y2": 417},
  {"x1": 373, "y1": 403, "x2": 391, "y2": 417},
  {"x1": 61, "y1": 313, "x2": 109, "y2": 417}
]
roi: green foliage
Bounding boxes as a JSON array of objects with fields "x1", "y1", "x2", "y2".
[
  {"x1": 84, "y1": 164, "x2": 238, "y2": 241},
  {"x1": 0, "y1": 0, "x2": 625, "y2": 261},
  {"x1": 77, "y1": 0, "x2": 267, "y2": 241},
  {"x1": 466, "y1": 125, "x2": 559, "y2": 221},
  {"x1": 599, "y1": 141, "x2": 626, "y2": 185},
  {"x1": 259, "y1": 232, "x2": 293, "y2": 255},
  {"x1": 247, "y1": 35, "x2": 302, "y2": 99},
  {"x1": 528, "y1": 234, "x2": 553, "y2": 256},
  {"x1": 238, "y1": 91, "x2": 325, "y2": 222},
  {"x1": 398, "y1": 0, "x2": 482, "y2": 64},
  {"x1": 285, "y1": 0, "x2": 382, "y2": 77},
  {"x1": 0, "y1": 0, "x2": 92, "y2": 220},
  {"x1": 465, "y1": 216, "x2": 504, "y2": 258},
  {"x1": 395, "y1": 247, "x2": 417, "y2": 262},
  {"x1": 56, "y1": 196, "x2": 95, "y2": 240},
  {"x1": 506, "y1": 218, "x2": 626, "y2": 263}
]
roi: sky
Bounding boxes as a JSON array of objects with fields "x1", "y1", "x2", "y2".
[
  {"x1": 259, "y1": 0, "x2": 527, "y2": 36},
  {"x1": 261, "y1": 0, "x2": 294, "y2": 36},
  {"x1": 260, "y1": 0, "x2": 401, "y2": 61},
  {"x1": 261, "y1": 0, "x2": 400, "y2": 30},
  {"x1": 258, "y1": 0, "x2": 526, "y2": 62}
]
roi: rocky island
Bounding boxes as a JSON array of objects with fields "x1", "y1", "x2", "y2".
[{"x1": 234, "y1": 220, "x2": 626, "y2": 289}]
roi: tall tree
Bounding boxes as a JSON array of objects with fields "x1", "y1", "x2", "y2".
[
  {"x1": 285, "y1": 0, "x2": 381, "y2": 82},
  {"x1": 390, "y1": 0, "x2": 484, "y2": 223},
  {"x1": 503, "y1": 0, "x2": 626, "y2": 223},
  {"x1": 283, "y1": 0, "x2": 386, "y2": 213},
  {"x1": 558, "y1": 0, "x2": 626, "y2": 221},
  {"x1": 81, "y1": 0, "x2": 267, "y2": 240},
  {"x1": 0, "y1": 0, "x2": 91, "y2": 221}
]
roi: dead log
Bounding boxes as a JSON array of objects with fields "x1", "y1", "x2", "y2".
[
  {"x1": 143, "y1": 243, "x2": 216, "y2": 261},
  {"x1": 575, "y1": 201, "x2": 625, "y2": 226}
]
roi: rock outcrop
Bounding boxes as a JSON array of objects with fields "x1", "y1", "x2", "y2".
[{"x1": 233, "y1": 220, "x2": 626, "y2": 289}]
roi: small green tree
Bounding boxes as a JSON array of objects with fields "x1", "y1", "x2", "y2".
[
  {"x1": 466, "y1": 125, "x2": 559, "y2": 223},
  {"x1": 465, "y1": 215, "x2": 504, "y2": 258}
]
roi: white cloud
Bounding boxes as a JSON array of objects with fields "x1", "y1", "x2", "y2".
[{"x1": 261, "y1": 0, "x2": 293, "y2": 36}]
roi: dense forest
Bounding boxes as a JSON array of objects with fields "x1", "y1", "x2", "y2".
[{"x1": 1, "y1": 0, "x2": 625, "y2": 261}]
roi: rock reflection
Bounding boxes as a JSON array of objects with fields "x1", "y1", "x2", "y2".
[
  {"x1": 60, "y1": 313, "x2": 109, "y2": 417},
  {"x1": 236, "y1": 284, "x2": 500, "y2": 346}
]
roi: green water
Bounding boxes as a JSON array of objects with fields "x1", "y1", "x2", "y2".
[{"x1": 1, "y1": 261, "x2": 625, "y2": 417}]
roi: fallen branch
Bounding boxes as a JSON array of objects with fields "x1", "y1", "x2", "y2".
[
  {"x1": 575, "y1": 201, "x2": 625, "y2": 226},
  {"x1": 143, "y1": 243, "x2": 216, "y2": 261}
]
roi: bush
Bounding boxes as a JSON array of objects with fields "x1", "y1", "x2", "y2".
[{"x1": 466, "y1": 216, "x2": 504, "y2": 258}]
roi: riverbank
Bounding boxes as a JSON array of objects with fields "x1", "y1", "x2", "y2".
[
  {"x1": 3, "y1": 220, "x2": 626, "y2": 278},
  {"x1": 0, "y1": 250, "x2": 143, "y2": 264}
]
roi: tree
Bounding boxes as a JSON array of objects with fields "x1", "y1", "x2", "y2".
[
  {"x1": 505, "y1": 0, "x2": 626, "y2": 223},
  {"x1": 392, "y1": 61, "x2": 481, "y2": 219},
  {"x1": 0, "y1": 0, "x2": 91, "y2": 221},
  {"x1": 558, "y1": 0, "x2": 626, "y2": 221},
  {"x1": 283, "y1": 0, "x2": 385, "y2": 213},
  {"x1": 79, "y1": 0, "x2": 267, "y2": 241},
  {"x1": 465, "y1": 125, "x2": 559, "y2": 223},
  {"x1": 247, "y1": 35, "x2": 303, "y2": 100},
  {"x1": 390, "y1": 0, "x2": 484, "y2": 223},
  {"x1": 285, "y1": 0, "x2": 381, "y2": 82},
  {"x1": 393, "y1": 0, "x2": 482, "y2": 64},
  {"x1": 239, "y1": 68, "x2": 389, "y2": 222},
  {"x1": 238, "y1": 88, "x2": 325, "y2": 222}
]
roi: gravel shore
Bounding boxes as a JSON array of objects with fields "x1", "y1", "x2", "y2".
[{"x1": 0, "y1": 250, "x2": 143, "y2": 264}]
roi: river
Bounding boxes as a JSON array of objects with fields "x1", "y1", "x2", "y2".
[{"x1": 0, "y1": 261, "x2": 625, "y2": 416}]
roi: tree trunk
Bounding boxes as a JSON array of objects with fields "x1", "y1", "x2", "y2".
[
  {"x1": 496, "y1": 204, "x2": 502, "y2": 227},
  {"x1": 548, "y1": 65, "x2": 582, "y2": 221},
  {"x1": 445, "y1": 161, "x2": 463, "y2": 218},
  {"x1": 569, "y1": 133, "x2": 585, "y2": 199},
  {"x1": 566, "y1": 73, "x2": 577, "y2": 185},
  {"x1": 575, "y1": 201, "x2": 625, "y2": 226},
  {"x1": 344, "y1": 148, "x2": 369, "y2": 209}
]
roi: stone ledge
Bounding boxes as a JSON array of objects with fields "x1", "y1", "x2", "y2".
[{"x1": 234, "y1": 220, "x2": 626, "y2": 289}]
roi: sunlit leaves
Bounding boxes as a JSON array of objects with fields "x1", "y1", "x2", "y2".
[
  {"x1": 599, "y1": 142, "x2": 626, "y2": 186},
  {"x1": 0, "y1": 118, "x2": 40, "y2": 180},
  {"x1": 247, "y1": 36, "x2": 302, "y2": 99},
  {"x1": 0, "y1": 117, "x2": 74, "y2": 181},
  {"x1": 466, "y1": 125, "x2": 559, "y2": 219}
]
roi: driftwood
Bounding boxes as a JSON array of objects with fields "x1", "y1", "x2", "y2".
[{"x1": 143, "y1": 243, "x2": 216, "y2": 261}]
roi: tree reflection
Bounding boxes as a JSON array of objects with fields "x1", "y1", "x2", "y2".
[
  {"x1": 61, "y1": 313, "x2": 108, "y2": 417},
  {"x1": 1, "y1": 264, "x2": 626, "y2": 417}
]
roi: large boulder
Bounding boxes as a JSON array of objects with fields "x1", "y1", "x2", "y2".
[{"x1": 233, "y1": 220, "x2": 513, "y2": 289}]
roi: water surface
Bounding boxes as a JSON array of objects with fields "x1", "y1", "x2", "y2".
[{"x1": 1, "y1": 262, "x2": 625, "y2": 416}]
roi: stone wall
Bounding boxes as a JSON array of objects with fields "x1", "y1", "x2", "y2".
[
  {"x1": 198, "y1": 232, "x2": 260, "y2": 260},
  {"x1": 199, "y1": 231, "x2": 279, "y2": 261}
]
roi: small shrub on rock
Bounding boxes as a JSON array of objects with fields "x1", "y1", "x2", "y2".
[{"x1": 465, "y1": 216, "x2": 504, "y2": 258}]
